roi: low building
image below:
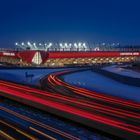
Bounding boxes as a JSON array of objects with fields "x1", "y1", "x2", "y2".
[{"x1": 0, "y1": 49, "x2": 139, "y2": 67}]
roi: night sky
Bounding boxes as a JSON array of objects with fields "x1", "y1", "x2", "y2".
[{"x1": 0, "y1": 0, "x2": 140, "y2": 48}]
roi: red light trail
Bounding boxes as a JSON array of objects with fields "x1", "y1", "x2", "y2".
[{"x1": 0, "y1": 69, "x2": 140, "y2": 139}]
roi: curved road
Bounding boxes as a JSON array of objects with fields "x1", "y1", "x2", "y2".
[{"x1": 0, "y1": 69, "x2": 140, "y2": 140}]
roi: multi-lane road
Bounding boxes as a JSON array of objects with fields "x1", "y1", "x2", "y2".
[
  {"x1": 0, "y1": 69, "x2": 140, "y2": 139},
  {"x1": 0, "y1": 118, "x2": 36, "y2": 140},
  {"x1": 0, "y1": 104, "x2": 79, "y2": 140}
]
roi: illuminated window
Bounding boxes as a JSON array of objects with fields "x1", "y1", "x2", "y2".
[{"x1": 32, "y1": 52, "x2": 42, "y2": 65}]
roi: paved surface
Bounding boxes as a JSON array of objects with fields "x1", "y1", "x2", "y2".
[{"x1": 0, "y1": 68, "x2": 140, "y2": 139}]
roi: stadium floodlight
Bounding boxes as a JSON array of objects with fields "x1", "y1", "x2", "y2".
[
  {"x1": 39, "y1": 43, "x2": 42, "y2": 46},
  {"x1": 60, "y1": 44, "x2": 64, "y2": 48},
  {"x1": 74, "y1": 43, "x2": 77, "y2": 47},
  {"x1": 15, "y1": 42, "x2": 18, "y2": 46},
  {"x1": 27, "y1": 42, "x2": 36, "y2": 50},
  {"x1": 21, "y1": 42, "x2": 24, "y2": 46},
  {"x1": 59, "y1": 43, "x2": 63, "y2": 47},
  {"x1": 44, "y1": 43, "x2": 53, "y2": 51},
  {"x1": 78, "y1": 42, "x2": 82, "y2": 47},
  {"x1": 14, "y1": 42, "x2": 26, "y2": 50},
  {"x1": 33, "y1": 42, "x2": 38, "y2": 50},
  {"x1": 64, "y1": 43, "x2": 67, "y2": 46},
  {"x1": 27, "y1": 41, "x2": 31, "y2": 46},
  {"x1": 48, "y1": 43, "x2": 52, "y2": 47},
  {"x1": 83, "y1": 43, "x2": 86, "y2": 47}
]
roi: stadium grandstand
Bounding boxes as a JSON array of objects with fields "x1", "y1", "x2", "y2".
[{"x1": 0, "y1": 42, "x2": 139, "y2": 67}]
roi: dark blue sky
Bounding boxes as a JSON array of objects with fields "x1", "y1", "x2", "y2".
[{"x1": 0, "y1": 0, "x2": 140, "y2": 47}]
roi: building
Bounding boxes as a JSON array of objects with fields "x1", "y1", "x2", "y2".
[{"x1": 0, "y1": 48, "x2": 139, "y2": 67}]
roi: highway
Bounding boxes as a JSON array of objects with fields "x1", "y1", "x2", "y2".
[
  {"x1": 0, "y1": 69, "x2": 140, "y2": 139},
  {"x1": 0, "y1": 118, "x2": 37, "y2": 140},
  {"x1": 0, "y1": 105, "x2": 78, "y2": 140},
  {"x1": 0, "y1": 100, "x2": 81, "y2": 140}
]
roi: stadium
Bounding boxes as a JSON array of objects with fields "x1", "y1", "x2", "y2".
[
  {"x1": 1, "y1": 0, "x2": 140, "y2": 139},
  {"x1": 0, "y1": 42, "x2": 140, "y2": 140},
  {"x1": 0, "y1": 42, "x2": 140, "y2": 66}
]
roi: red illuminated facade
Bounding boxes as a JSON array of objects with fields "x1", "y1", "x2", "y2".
[{"x1": 0, "y1": 50, "x2": 139, "y2": 66}]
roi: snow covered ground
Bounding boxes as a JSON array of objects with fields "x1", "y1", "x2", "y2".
[
  {"x1": 1, "y1": 67, "x2": 139, "y2": 139},
  {"x1": 0, "y1": 68, "x2": 111, "y2": 140},
  {"x1": 1, "y1": 67, "x2": 140, "y2": 102},
  {"x1": 102, "y1": 65, "x2": 140, "y2": 78},
  {"x1": 0, "y1": 68, "x2": 71, "y2": 86},
  {"x1": 62, "y1": 70, "x2": 140, "y2": 102}
]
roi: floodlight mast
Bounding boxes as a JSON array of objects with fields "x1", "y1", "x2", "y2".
[
  {"x1": 15, "y1": 41, "x2": 106, "y2": 51},
  {"x1": 44, "y1": 43, "x2": 50, "y2": 51},
  {"x1": 27, "y1": 41, "x2": 36, "y2": 50},
  {"x1": 15, "y1": 42, "x2": 26, "y2": 50},
  {"x1": 44, "y1": 43, "x2": 52, "y2": 51},
  {"x1": 33, "y1": 43, "x2": 38, "y2": 50}
]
